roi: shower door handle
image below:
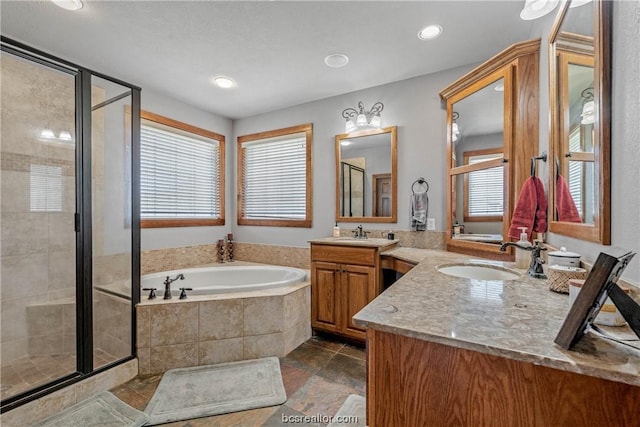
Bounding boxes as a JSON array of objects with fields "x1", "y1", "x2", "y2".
[{"x1": 74, "y1": 213, "x2": 80, "y2": 232}]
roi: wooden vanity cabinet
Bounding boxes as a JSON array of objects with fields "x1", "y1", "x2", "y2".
[{"x1": 311, "y1": 243, "x2": 391, "y2": 341}]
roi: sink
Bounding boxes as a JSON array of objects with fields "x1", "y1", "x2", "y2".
[{"x1": 437, "y1": 264, "x2": 520, "y2": 281}]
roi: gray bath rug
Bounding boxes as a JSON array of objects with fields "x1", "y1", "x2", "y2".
[
  {"x1": 144, "y1": 357, "x2": 286, "y2": 425},
  {"x1": 33, "y1": 391, "x2": 148, "y2": 427},
  {"x1": 328, "y1": 394, "x2": 366, "y2": 427}
]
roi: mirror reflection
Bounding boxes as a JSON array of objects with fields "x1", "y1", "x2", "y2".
[
  {"x1": 549, "y1": 0, "x2": 610, "y2": 244},
  {"x1": 450, "y1": 77, "x2": 505, "y2": 244},
  {"x1": 336, "y1": 126, "x2": 397, "y2": 222}
]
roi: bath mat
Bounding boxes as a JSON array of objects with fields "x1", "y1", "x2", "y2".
[
  {"x1": 328, "y1": 394, "x2": 366, "y2": 427},
  {"x1": 144, "y1": 357, "x2": 286, "y2": 425},
  {"x1": 33, "y1": 391, "x2": 148, "y2": 427}
]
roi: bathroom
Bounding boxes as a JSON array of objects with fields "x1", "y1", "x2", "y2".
[{"x1": 1, "y1": 0, "x2": 639, "y2": 425}]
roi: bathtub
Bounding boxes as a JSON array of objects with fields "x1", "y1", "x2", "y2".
[{"x1": 141, "y1": 265, "x2": 307, "y2": 296}]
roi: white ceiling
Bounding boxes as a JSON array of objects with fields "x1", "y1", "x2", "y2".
[{"x1": 1, "y1": 1, "x2": 534, "y2": 120}]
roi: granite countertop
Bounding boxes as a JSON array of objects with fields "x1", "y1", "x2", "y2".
[
  {"x1": 353, "y1": 249, "x2": 640, "y2": 387},
  {"x1": 308, "y1": 237, "x2": 399, "y2": 248}
]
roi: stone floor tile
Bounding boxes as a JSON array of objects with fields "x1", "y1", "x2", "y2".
[
  {"x1": 316, "y1": 354, "x2": 366, "y2": 393},
  {"x1": 280, "y1": 343, "x2": 336, "y2": 374},
  {"x1": 285, "y1": 375, "x2": 362, "y2": 420}
]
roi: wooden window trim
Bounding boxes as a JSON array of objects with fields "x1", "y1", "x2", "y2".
[
  {"x1": 237, "y1": 123, "x2": 313, "y2": 228},
  {"x1": 463, "y1": 147, "x2": 504, "y2": 223},
  {"x1": 140, "y1": 110, "x2": 225, "y2": 228}
]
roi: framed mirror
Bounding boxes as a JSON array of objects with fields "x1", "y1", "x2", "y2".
[
  {"x1": 549, "y1": 0, "x2": 611, "y2": 244},
  {"x1": 335, "y1": 126, "x2": 397, "y2": 223}
]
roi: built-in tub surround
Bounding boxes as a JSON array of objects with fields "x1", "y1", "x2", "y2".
[{"x1": 136, "y1": 264, "x2": 311, "y2": 375}]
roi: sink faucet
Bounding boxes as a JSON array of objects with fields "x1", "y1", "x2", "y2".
[
  {"x1": 163, "y1": 273, "x2": 185, "y2": 299},
  {"x1": 500, "y1": 241, "x2": 547, "y2": 279},
  {"x1": 352, "y1": 225, "x2": 368, "y2": 239}
]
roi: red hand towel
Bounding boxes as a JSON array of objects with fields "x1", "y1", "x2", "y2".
[
  {"x1": 556, "y1": 174, "x2": 581, "y2": 222},
  {"x1": 508, "y1": 176, "x2": 547, "y2": 240}
]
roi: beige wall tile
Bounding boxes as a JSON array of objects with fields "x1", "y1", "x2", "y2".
[
  {"x1": 199, "y1": 299, "x2": 243, "y2": 340},
  {"x1": 28, "y1": 334, "x2": 64, "y2": 356},
  {"x1": 62, "y1": 302, "x2": 75, "y2": 335},
  {"x1": 1, "y1": 338, "x2": 28, "y2": 366},
  {"x1": 0, "y1": 171, "x2": 30, "y2": 213},
  {"x1": 284, "y1": 321, "x2": 312, "y2": 355},
  {"x1": 141, "y1": 244, "x2": 217, "y2": 275},
  {"x1": 234, "y1": 243, "x2": 310, "y2": 269},
  {"x1": 1, "y1": 254, "x2": 49, "y2": 299},
  {"x1": 198, "y1": 338, "x2": 244, "y2": 365},
  {"x1": 284, "y1": 286, "x2": 310, "y2": 327},
  {"x1": 1, "y1": 212, "x2": 48, "y2": 256},
  {"x1": 149, "y1": 343, "x2": 198, "y2": 374},
  {"x1": 137, "y1": 347, "x2": 150, "y2": 376},
  {"x1": 243, "y1": 296, "x2": 284, "y2": 336},
  {"x1": 26, "y1": 304, "x2": 63, "y2": 336},
  {"x1": 47, "y1": 251, "x2": 75, "y2": 291},
  {"x1": 62, "y1": 333, "x2": 76, "y2": 354},
  {"x1": 136, "y1": 305, "x2": 150, "y2": 349},
  {"x1": 149, "y1": 302, "x2": 198, "y2": 346},
  {"x1": 243, "y1": 333, "x2": 285, "y2": 359}
]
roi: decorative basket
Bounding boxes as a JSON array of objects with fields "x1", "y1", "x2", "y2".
[{"x1": 547, "y1": 265, "x2": 587, "y2": 294}]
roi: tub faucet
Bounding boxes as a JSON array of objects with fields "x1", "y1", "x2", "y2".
[
  {"x1": 500, "y1": 241, "x2": 547, "y2": 279},
  {"x1": 163, "y1": 273, "x2": 185, "y2": 299}
]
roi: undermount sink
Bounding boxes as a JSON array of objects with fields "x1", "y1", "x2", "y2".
[{"x1": 437, "y1": 264, "x2": 520, "y2": 281}]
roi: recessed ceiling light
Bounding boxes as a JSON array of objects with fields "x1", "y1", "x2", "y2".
[
  {"x1": 212, "y1": 76, "x2": 236, "y2": 89},
  {"x1": 324, "y1": 54, "x2": 349, "y2": 68},
  {"x1": 494, "y1": 83, "x2": 505, "y2": 92},
  {"x1": 51, "y1": 0, "x2": 83, "y2": 10},
  {"x1": 417, "y1": 24, "x2": 443, "y2": 40}
]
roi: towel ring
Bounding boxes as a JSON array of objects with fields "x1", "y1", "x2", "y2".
[{"x1": 412, "y1": 178, "x2": 429, "y2": 194}]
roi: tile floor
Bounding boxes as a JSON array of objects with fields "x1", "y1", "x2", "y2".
[
  {"x1": 110, "y1": 335, "x2": 366, "y2": 426},
  {"x1": 0, "y1": 349, "x2": 117, "y2": 400}
]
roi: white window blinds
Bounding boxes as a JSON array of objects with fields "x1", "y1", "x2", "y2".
[
  {"x1": 568, "y1": 127, "x2": 583, "y2": 219},
  {"x1": 30, "y1": 164, "x2": 62, "y2": 212},
  {"x1": 241, "y1": 132, "x2": 307, "y2": 220},
  {"x1": 468, "y1": 155, "x2": 503, "y2": 217},
  {"x1": 140, "y1": 120, "x2": 221, "y2": 219}
]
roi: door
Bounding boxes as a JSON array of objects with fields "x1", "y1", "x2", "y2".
[
  {"x1": 373, "y1": 173, "x2": 392, "y2": 217},
  {"x1": 342, "y1": 264, "x2": 376, "y2": 338},
  {"x1": 311, "y1": 261, "x2": 341, "y2": 333}
]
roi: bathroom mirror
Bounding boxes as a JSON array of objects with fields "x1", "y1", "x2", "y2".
[
  {"x1": 335, "y1": 126, "x2": 397, "y2": 223},
  {"x1": 440, "y1": 39, "x2": 540, "y2": 259},
  {"x1": 549, "y1": 0, "x2": 611, "y2": 244}
]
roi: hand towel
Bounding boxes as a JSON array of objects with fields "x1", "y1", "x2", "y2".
[
  {"x1": 556, "y1": 174, "x2": 582, "y2": 222},
  {"x1": 410, "y1": 191, "x2": 428, "y2": 231},
  {"x1": 508, "y1": 176, "x2": 547, "y2": 240}
]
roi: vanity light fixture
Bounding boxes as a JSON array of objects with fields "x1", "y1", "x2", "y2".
[
  {"x1": 417, "y1": 24, "x2": 443, "y2": 40},
  {"x1": 212, "y1": 76, "x2": 236, "y2": 89},
  {"x1": 519, "y1": 0, "x2": 559, "y2": 20},
  {"x1": 324, "y1": 53, "x2": 349, "y2": 68},
  {"x1": 580, "y1": 88, "x2": 595, "y2": 125},
  {"x1": 452, "y1": 111, "x2": 460, "y2": 142},
  {"x1": 58, "y1": 131, "x2": 73, "y2": 141},
  {"x1": 342, "y1": 101, "x2": 384, "y2": 133},
  {"x1": 40, "y1": 129, "x2": 56, "y2": 139},
  {"x1": 494, "y1": 82, "x2": 505, "y2": 92},
  {"x1": 51, "y1": 0, "x2": 83, "y2": 10}
]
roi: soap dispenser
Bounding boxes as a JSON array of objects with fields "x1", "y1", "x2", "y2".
[
  {"x1": 333, "y1": 222, "x2": 340, "y2": 238},
  {"x1": 515, "y1": 227, "x2": 532, "y2": 269}
]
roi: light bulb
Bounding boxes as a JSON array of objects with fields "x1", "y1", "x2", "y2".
[
  {"x1": 59, "y1": 131, "x2": 73, "y2": 141},
  {"x1": 369, "y1": 115, "x2": 381, "y2": 128},
  {"x1": 345, "y1": 120, "x2": 357, "y2": 133},
  {"x1": 40, "y1": 129, "x2": 55, "y2": 139},
  {"x1": 356, "y1": 114, "x2": 367, "y2": 127}
]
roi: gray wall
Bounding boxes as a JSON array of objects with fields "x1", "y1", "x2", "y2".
[
  {"x1": 231, "y1": 64, "x2": 473, "y2": 248},
  {"x1": 140, "y1": 89, "x2": 233, "y2": 250}
]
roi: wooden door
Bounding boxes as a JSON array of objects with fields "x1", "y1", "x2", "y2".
[
  {"x1": 342, "y1": 264, "x2": 376, "y2": 339},
  {"x1": 373, "y1": 173, "x2": 392, "y2": 217},
  {"x1": 311, "y1": 261, "x2": 341, "y2": 333}
]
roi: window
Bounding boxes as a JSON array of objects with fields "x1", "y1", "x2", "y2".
[
  {"x1": 140, "y1": 110, "x2": 225, "y2": 228},
  {"x1": 30, "y1": 164, "x2": 62, "y2": 212},
  {"x1": 237, "y1": 123, "x2": 312, "y2": 227},
  {"x1": 464, "y1": 148, "x2": 504, "y2": 221}
]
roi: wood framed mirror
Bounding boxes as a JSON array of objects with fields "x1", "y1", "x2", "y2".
[
  {"x1": 335, "y1": 126, "x2": 397, "y2": 223},
  {"x1": 548, "y1": 0, "x2": 611, "y2": 244}
]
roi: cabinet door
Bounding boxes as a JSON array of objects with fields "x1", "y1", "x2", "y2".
[
  {"x1": 342, "y1": 264, "x2": 376, "y2": 339},
  {"x1": 311, "y1": 261, "x2": 341, "y2": 333}
]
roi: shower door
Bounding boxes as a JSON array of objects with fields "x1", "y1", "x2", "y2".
[
  {"x1": 1, "y1": 39, "x2": 140, "y2": 411},
  {"x1": 1, "y1": 50, "x2": 79, "y2": 400}
]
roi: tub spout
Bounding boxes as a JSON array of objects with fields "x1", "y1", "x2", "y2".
[{"x1": 163, "y1": 273, "x2": 185, "y2": 299}]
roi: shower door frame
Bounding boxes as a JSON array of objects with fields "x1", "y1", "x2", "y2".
[{"x1": 0, "y1": 36, "x2": 141, "y2": 413}]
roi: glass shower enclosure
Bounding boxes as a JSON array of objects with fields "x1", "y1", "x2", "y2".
[{"x1": 0, "y1": 37, "x2": 140, "y2": 411}]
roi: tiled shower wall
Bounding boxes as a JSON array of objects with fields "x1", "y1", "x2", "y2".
[{"x1": 1, "y1": 54, "x2": 77, "y2": 365}]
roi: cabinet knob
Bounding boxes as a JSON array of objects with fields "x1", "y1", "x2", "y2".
[{"x1": 502, "y1": 158, "x2": 509, "y2": 163}]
